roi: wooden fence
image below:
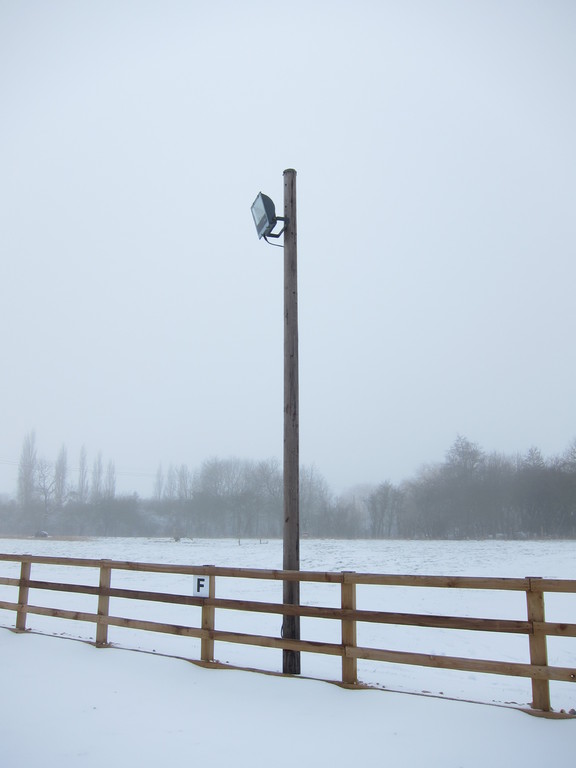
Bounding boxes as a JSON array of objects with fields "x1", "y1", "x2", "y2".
[{"x1": 1, "y1": 553, "x2": 575, "y2": 713}]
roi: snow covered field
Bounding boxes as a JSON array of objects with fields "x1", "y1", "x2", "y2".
[{"x1": 1, "y1": 538, "x2": 575, "y2": 767}]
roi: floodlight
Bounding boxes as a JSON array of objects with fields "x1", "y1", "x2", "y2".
[{"x1": 251, "y1": 192, "x2": 287, "y2": 240}]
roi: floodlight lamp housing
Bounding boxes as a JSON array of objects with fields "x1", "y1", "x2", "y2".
[{"x1": 251, "y1": 192, "x2": 287, "y2": 240}]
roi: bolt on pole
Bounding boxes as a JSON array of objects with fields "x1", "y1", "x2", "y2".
[{"x1": 282, "y1": 168, "x2": 300, "y2": 675}]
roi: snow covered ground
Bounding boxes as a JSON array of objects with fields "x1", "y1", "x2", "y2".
[
  {"x1": 1, "y1": 537, "x2": 575, "y2": 767},
  {"x1": 1, "y1": 628, "x2": 575, "y2": 768}
]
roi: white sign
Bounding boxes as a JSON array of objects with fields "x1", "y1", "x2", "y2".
[{"x1": 193, "y1": 575, "x2": 210, "y2": 598}]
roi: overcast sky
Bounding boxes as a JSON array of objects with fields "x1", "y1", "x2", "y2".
[{"x1": 1, "y1": 1, "x2": 575, "y2": 497}]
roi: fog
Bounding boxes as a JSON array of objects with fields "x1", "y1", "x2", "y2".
[{"x1": 1, "y1": 1, "x2": 575, "y2": 498}]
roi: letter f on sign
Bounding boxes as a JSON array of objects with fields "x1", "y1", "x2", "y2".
[{"x1": 193, "y1": 575, "x2": 210, "y2": 598}]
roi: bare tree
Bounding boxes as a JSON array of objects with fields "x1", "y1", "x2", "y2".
[
  {"x1": 77, "y1": 445, "x2": 89, "y2": 504},
  {"x1": 445, "y1": 435, "x2": 484, "y2": 475},
  {"x1": 104, "y1": 460, "x2": 116, "y2": 500},
  {"x1": 300, "y1": 464, "x2": 332, "y2": 536},
  {"x1": 163, "y1": 464, "x2": 177, "y2": 501},
  {"x1": 153, "y1": 464, "x2": 164, "y2": 501},
  {"x1": 91, "y1": 453, "x2": 103, "y2": 504},
  {"x1": 53, "y1": 444, "x2": 68, "y2": 508},
  {"x1": 368, "y1": 482, "x2": 403, "y2": 537},
  {"x1": 17, "y1": 431, "x2": 37, "y2": 510},
  {"x1": 36, "y1": 458, "x2": 55, "y2": 526},
  {"x1": 177, "y1": 464, "x2": 191, "y2": 501}
]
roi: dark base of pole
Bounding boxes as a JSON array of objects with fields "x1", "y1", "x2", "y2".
[
  {"x1": 282, "y1": 613, "x2": 301, "y2": 674},
  {"x1": 282, "y1": 583, "x2": 301, "y2": 674},
  {"x1": 283, "y1": 649, "x2": 301, "y2": 675}
]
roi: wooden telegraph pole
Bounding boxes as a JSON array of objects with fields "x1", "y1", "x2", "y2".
[{"x1": 282, "y1": 168, "x2": 300, "y2": 675}]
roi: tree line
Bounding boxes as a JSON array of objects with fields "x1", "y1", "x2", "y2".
[
  {"x1": 378, "y1": 435, "x2": 576, "y2": 539},
  {"x1": 1, "y1": 432, "x2": 576, "y2": 539},
  {"x1": 0, "y1": 432, "x2": 334, "y2": 539}
]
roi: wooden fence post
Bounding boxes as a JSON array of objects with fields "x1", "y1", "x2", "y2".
[
  {"x1": 526, "y1": 577, "x2": 550, "y2": 712},
  {"x1": 341, "y1": 571, "x2": 357, "y2": 684},
  {"x1": 16, "y1": 561, "x2": 31, "y2": 632},
  {"x1": 96, "y1": 563, "x2": 111, "y2": 647},
  {"x1": 201, "y1": 567, "x2": 215, "y2": 663}
]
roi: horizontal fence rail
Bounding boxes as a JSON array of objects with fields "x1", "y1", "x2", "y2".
[{"x1": 0, "y1": 553, "x2": 575, "y2": 712}]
